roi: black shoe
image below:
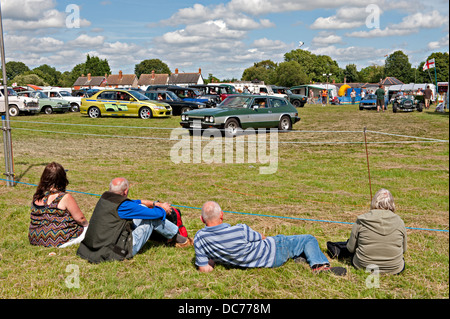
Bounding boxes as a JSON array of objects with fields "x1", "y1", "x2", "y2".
[{"x1": 312, "y1": 264, "x2": 347, "y2": 276}]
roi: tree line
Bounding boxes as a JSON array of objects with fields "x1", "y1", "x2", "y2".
[{"x1": 1, "y1": 50, "x2": 448, "y2": 88}]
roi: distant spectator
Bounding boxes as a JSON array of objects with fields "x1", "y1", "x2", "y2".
[
  {"x1": 350, "y1": 89, "x2": 356, "y2": 104},
  {"x1": 424, "y1": 85, "x2": 433, "y2": 109},
  {"x1": 375, "y1": 85, "x2": 386, "y2": 112}
]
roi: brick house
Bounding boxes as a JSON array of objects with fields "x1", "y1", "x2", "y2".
[
  {"x1": 73, "y1": 73, "x2": 106, "y2": 90},
  {"x1": 138, "y1": 70, "x2": 169, "y2": 89},
  {"x1": 168, "y1": 68, "x2": 204, "y2": 87},
  {"x1": 104, "y1": 71, "x2": 138, "y2": 88}
]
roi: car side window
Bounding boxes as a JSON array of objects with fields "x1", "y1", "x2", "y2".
[
  {"x1": 98, "y1": 92, "x2": 117, "y2": 100},
  {"x1": 253, "y1": 98, "x2": 267, "y2": 108},
  {"x1": 269, "y1": 98, "x2": 287, "y2": 108}
]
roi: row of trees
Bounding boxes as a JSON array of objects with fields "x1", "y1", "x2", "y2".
[
  {"x1": 242, "y1": 50, "x2": 449, "y2": 87},
  {"x1": 1, "y1": 50, "x2": 448, "y2": 88}
]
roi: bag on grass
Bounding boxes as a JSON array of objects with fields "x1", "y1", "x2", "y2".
[
  {"x1": 167, "y1": 207, "x2": 188, "y2": 238},
  {"x1": 150, "y1": 207, "x2": 188, "y2": 240},
  {"x1": 326, "y1": 241, "x2": 352, "y2": 259}
]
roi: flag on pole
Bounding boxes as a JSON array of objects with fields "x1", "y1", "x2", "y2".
[{"x1": 423, "y1": 58, "x2": 436, "y2": 71}]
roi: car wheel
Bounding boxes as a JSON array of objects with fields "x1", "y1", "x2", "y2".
[
  {"x1": 43, "y1": 106, "x2": 53, "y2": 114},
  {"x1": 180, "y1": 106, "x2": 191, "y2": 114},
  {"x1": 292, "y1": 100, "x2": 301, "y2": 108},
  {"x1": 139, "y1": 106, "x2": 152, "y2": 119},
  {"x1": 393, "y1": 103, "x2": 398, "y2": 113},
  {"x1": 88, "y1": 106, "x2": 101, "y2": 118},
  {"x1": 70, "y1": 103, "x2": 79, "y2": 112},
  {"x1": 278, "y1": 115, "x2": 292, "y2": 132},
  {"x1": 417, "y1": 103, "x2": 424, "y2": 112},
  {"x1": 223, "y1": 118, "x2": 240, "y2": 137},
  {"x1": 8, "y1": 105, "x2": 19, "y2": 117}
]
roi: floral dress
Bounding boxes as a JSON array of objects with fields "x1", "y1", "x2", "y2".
[{"x1": 28, "y1": 192, "x2": 84, "y2": 247}]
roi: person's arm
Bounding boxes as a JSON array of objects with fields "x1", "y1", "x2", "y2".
[
  {"x1": 58, "y1": 193, "x2": 89, "y2": 227},
  {"x1": 117, "y1": 200, "x2": 167, "y2": 220},
  {"x1": 140, "y1": 200, "x2": 172, "y2": 214},
  {"x1": 346, "y1": 222, "x2": 360, "y2": 253}
]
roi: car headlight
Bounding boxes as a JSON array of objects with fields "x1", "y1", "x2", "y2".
[
  {"x1": 153, "y1": 105, "x2": 165, "y2": 110},
  {"x1": 204, "y1": 116, "x2": 214, "y2": 123},
  {"x1": 181, "y1": 114, "x2": 189, "y2": 121}
]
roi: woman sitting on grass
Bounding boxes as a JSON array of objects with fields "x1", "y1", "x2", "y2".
[
  {"x1": 28, "y1": 162, "x2": 89, "y2": 248},
  {"x1": 346, "y1": 188, "x2": 407, "y2": 274}
]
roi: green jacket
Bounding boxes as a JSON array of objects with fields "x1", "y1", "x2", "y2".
[
  {"x1": 347, "y1": 209, "x2": 407, "y2": 274},
  {"x1": 375, "y1": 88, "x2": 385, "y2": 100},
  {"x1": 77, "y1": 192, "x2": 133, "y2": 263}
]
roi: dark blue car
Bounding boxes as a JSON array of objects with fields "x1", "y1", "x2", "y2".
[{"x1": 359, "y1": 94, "x2": 388, "y2": 110}]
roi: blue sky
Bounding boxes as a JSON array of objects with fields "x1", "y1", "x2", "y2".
[{"x1": 1, "y1": 0, "x2": 448, "y2": 80}]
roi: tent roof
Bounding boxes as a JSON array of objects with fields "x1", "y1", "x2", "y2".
[{"x1": 381, "y1": 77, "x2": 403, "y2": 85}]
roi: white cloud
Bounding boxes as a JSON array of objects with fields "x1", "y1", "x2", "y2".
[
  {"x1": 1, "y1": 0, "x2": 90, "y2": 31},
  {"x1": 310, "y1": 7, "x2": 370, "y2": 30},
  {"x1": 68, "y1": 35, "x2": 106, "y2": 48},
  {"x1": 311, "y1": 45, "x2": 391, "y2": 64},
  {"x1": 311, "y1": 33, "x2": 344, "y2": 46},
  {"x1": 347, "y1": 10, "x2": 448, "y2": 38},
  {"x1": 427, "y1": 34, "x2": 449, "y2": 50}
]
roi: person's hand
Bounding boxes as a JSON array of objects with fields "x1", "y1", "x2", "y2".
[{"x1": 156, "y1": 202, "x2": 172, "y2": 214}]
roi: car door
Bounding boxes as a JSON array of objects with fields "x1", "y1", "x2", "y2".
[
  {"x1": 115, "y1": 91, "x2": 139, "y2": 116},
  {"x1": 97, "y1": 91, "x2": 119, "y2": 114},
  {"x1": 242, "y1": 97, "x2": 272, "y2": 129}
]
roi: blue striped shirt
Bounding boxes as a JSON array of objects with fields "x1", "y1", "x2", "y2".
[{"x1": 194, "y1": 223, "x2": 276, "y2": 268}]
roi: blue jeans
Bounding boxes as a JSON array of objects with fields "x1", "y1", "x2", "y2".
[
  {"x1": 272, "y1": 234, "x2": 329, "y2": 268},
  {"x1": 131, "y1": 218, "x2": 179, "y2": 256}
]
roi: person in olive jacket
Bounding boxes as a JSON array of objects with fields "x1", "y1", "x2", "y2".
[{"x1": 346, "y1": 188, "x2": 407, "y2": 275}]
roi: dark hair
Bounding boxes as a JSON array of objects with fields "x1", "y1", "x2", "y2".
[{"x1": 33, "y1": 162, "x2": 69, "y2": 202}]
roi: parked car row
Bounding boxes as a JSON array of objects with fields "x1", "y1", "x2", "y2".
[
  {"x1": 0, "y1": 87, "x2": 40, "y2": 117},
  {"x1": 0, "y1": 86, "x2": 82, "y2": 117}
]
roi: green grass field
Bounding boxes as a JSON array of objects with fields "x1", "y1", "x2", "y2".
[{"x1": 0, "y1": 103, "x2": 448, "y2": 299}]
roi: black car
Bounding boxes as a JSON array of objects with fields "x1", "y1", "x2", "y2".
[
  {"x1": 144, "y1": 90, "x2": 206, "y2": 115},
  {"x1": 146, "y1": 85, "x2": 217, "y2": 108},
  {"x1": 392, "y1": 94, "x2": 424, "y2": 113}
]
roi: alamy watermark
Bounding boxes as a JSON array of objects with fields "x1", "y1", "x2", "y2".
[
  {"x1": 170, "y1": 128, "x2": 279, "y2": 175},
  {"x1": 65, "y1": 264, "x2": 80, "y2": 289},
  {"x1": 66, "y1": 4, "x2": 80, "y2": 29},
  {"x1": 366, "y1": 4, "x2": 381, "y2": 29},
  {"x1": 365, "y1": 264, "x2": 380, "y2": 288}
]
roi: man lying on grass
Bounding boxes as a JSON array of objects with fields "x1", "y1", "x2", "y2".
[{"x1": 194, "y1": 201, "x2": 346, "y2": 276}]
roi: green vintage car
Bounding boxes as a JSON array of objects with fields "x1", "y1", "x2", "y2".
[
  {"x1": 272, "y1": 86, "x2": 307, "y2": 107},
  {"x1": 17, "y1": 90, "x2": 70, "y2": 114},
  {"x1": 180, "y1": 95, "x2": 300, "y2": 136}
]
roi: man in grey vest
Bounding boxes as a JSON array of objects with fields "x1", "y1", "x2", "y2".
[{"x1": 77, "y1": 177, "x2": 191, "y2": 263}]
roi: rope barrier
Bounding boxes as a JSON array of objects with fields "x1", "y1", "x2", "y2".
[
  {"x1": 10, "y1": 126, "x2": 449, "y2": 145},
  {"x1": 1, "y1": 178, "x2": 448, "y2": 233},
  {"x1": 9, "y1": 119, "x2": 449, "y2": 142}
]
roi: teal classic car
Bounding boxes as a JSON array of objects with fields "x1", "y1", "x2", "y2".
[
  {"x1": 17, "y1": 90, "x2": 70, "y2": 114},
  {"x1": 180, "y1": 95, "x2": 300, "y2": 136}
]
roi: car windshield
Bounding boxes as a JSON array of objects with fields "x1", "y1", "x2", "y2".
[
  {"x1": 35, "y1": 91, "x2": 49, "y2": 98},
  {"x1": 59, "y1": 91, "x2": 72, "y2": 96},
  {"x1": 364, "y1": 94, "x2": 377, "y2": 100},
  {"x1": 166, "y1": 91, "x2": 181, "y2": 101},
  {"x1": 128, "y1": 90, "x2": 150, "y2": 101},
  {"x1": 219, "y1": 96, "x2": 253, "y2": 108},
  {"x1": 7, "y1": 88, "x2": 18, "y2": 96}
]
